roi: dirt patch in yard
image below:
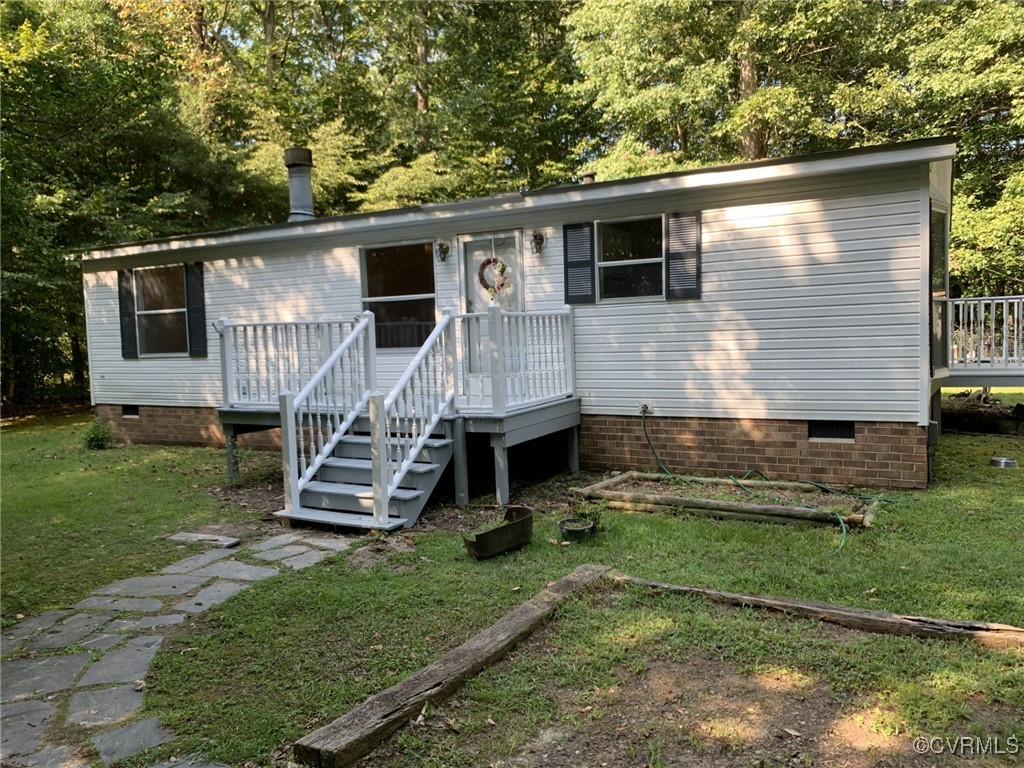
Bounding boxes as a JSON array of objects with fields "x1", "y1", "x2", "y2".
[
  {"x1": 609, "y1": 476, "x2": 878, "y2": 519},
  {"x1": 378, "y1": 644, "x2": 981, "y2": 768},
  {"x1": 346, "y1": 534, "x2": 417, "y2": 570},
  {"x1": 500, "y1": 655, "x2": 930, "y2": 768}
]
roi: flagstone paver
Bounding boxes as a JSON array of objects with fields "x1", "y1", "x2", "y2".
[
  {"x1": 67, "y1": 686, "x2": 143, "y2": 727},
  {"x1": 299, "y1": 536, "x2": 353, "y2": 552},
  {"x1": 248, "y1": 533, "x2": 301, "y2": 551},
  {"x1": 1, "y1": 654, "x2": 91, "y2": 703},
  {"x1": 25, "y1": 612, "x2": 113, "y2": 651},
  {"x1": 92, "y1": 718, "x2": 175, "y2": 764},
  {"x1": 281, "y1": 549, "x2": 331, "y2": 570},
  {"x1": 190, "y1": 560, "x2": 279, "y2": 582},
  {"x1": 167, "y1": 532, "x2": 240, "y2": 548},
  {"x1": 161, "y1": 549, "x2": 235, "y2": 574},
  {"x1": 78, "y1": 636, "x2": 163, "y2": 687},
  {"x1": 3, "y1": 610, "x2": 73, "y2": 646},
  {"x1": 79, "y1": 633, "x2": 125, "y2": 651},
  {"x1": 93, "y1": 574, "x2": 209, "y2": 598},
  {"x1": 253, "y1": 544, "x2": 311, "y2": 561},
  {"x1": 175, "y1": 580, "x2": 247, "y2": 614},
  {"x1": 75, "y1": 596, "x2": 163, "y2": 613},
  {"x1": 4, "y1": 745, "x2": 88, "y2": 768},
  {"x1": 1, "y1": 699, "x2": 55, "y2": 759},
  {"x1": 107, "y1": 614, "x2": 186, "y2": 633},
  {"x1": 1, "y1": 529, "x2": 361, "y2": 768}
]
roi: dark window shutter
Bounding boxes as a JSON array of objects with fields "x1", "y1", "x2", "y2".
[
  {"x1": 185, "y1": 262, "x2": 207, "y2": 358},
  {"x1": 117, "y1": 270, "x2": 138, "y2": 359},
  {"x1": 666, "y1": 212, "x2": 701, "y2": 300},
  {"x1": 563, "y1": 222, "x2": 595, "y2": 304}
]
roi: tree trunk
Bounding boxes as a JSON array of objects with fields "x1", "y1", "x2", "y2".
[
  {"x1": 415, "y1": 4, "x2": 431, "y2": 152},
  {"x1": 738, "y1": 0, "x2": 766, "y2": 160}
]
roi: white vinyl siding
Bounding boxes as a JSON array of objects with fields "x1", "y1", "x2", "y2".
[
  {"x1": 571, "y1": 167, "x2": 926, "y2": 422},
  {"x1": 85, "y1": 243, "x2": 364, "y2": 407}
]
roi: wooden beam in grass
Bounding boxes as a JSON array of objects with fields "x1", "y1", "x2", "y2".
[
  {"x1": 293, "y1": 564, "x2": 611, "y2": 768},
  {"x1": 609, "y1": 572, "x2": 1024, "y2": 650}
]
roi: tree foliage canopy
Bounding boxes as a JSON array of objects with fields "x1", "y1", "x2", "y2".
[{"x1": 2, "y1": 0, "x2": 1021, "y2": 405}]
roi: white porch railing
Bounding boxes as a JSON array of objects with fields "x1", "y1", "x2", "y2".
[
  {"x1": 368, "y1": 312, "x2": 456, "y2": 526},
  {"x1": 949, "y1": 296, "x2": 1024, "y2": 369},
  {"x1": 219, "y1": 318, "x2": 354, "y2": 408},
  {"x1": 452, "y1": 305, "x2": 575, "y2": 415},
  {"x1": 279, "y1": 311, "x2": 376, "y2": 513}
]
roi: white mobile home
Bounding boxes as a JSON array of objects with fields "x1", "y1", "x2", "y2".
[{"x1": 81, "y1": 137, "x2": 1023, "y2": 529}]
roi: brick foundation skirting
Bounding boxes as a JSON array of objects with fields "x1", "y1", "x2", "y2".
[
  {"x1": 578, "y1": 415, "x2": 929, "y2": 489},
  {"x1": 95, "y1": 405, "x2": 929, "y2": 489},
  {"x1": 94, "y1": 405, "x2": 280, "y2": 451}
]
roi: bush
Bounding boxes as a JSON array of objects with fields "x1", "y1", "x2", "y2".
[{"x1": 84, "y1": 418, "x2": 114, "y2": 450}]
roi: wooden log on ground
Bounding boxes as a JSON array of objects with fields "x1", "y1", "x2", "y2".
[
  {"x1": 621, "y1": 472, "x2": 821, "y2": 492},
  {"x1": 293, "y1": 564, "x2": 611, "y2": 768},
  {"x1": 608, "y1": 572, "x2": 1024, "y2": 650},
  {"x1": 593, "y1": 489, "x2": 874, "y2": 527},
  {"x1": 572, "y1": 470, "x2": 644, "y2": 497},
  {"x1": 605, "y1": 500, "x2": 835, "y2": 526}
]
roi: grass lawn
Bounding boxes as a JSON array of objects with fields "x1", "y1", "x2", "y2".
[
  {"x1": 0, "y1": 411, "x2": 278, "y2": 625},
  {"x1": 941, "y1": 386, "x2": 1024, "y2": 408},
  {"x1": 136, "y1": 431, "x2": 1022, "y2": 767},
  {"x1": 3, "y1": 414, "x2": 1021, "y2": 765}
]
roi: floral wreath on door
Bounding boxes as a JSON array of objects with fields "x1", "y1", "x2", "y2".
[{"x1": 477, "y1": 257, "x2": 510, "y2": 297}]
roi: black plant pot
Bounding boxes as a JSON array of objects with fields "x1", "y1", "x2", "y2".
[{"x1": 558, "y1": 517, "x2": 595, "y2": 542}]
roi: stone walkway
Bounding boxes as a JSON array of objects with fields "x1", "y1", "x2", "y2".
[{"x1": 1, "y1": 531, "x2": 354, "y2": 767}]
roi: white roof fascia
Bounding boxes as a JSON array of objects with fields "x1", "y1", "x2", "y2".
[{"x1": 80, "y1": 140, "x2": 956, "y2": 265}]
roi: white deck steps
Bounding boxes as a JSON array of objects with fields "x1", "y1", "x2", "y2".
[
  {"x1": 275, "y1": 507, "x2": 408, "y2": 531},
  {"x1": 275, "y1": 428, "x2": 454, "y2": 531}
]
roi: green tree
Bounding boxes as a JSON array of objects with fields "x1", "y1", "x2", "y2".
[{"x1": 0, "y1": 1, "x2": 279, "y2": 405}]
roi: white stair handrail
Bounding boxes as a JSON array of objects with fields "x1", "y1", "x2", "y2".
[
  {"x1": 280, "y1": 311, "x2": 376, "y2": 513},
  {"x1": 370, "y1": 312, "x2": 455, "y2": 525}
]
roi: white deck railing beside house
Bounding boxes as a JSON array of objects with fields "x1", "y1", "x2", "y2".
[
  {"x1": 949, "y1": 296, "x2": 1024, "y2": 369},
  {"x1": 221, "y1": 307, "x2": 575, "y2": 521},
  {"x1": 453, "y1": 305, "x2": 575, "y2": 415},
  {"x1": 279, "y1": 312, "x2": 375, "y2": 513},
  {"x1": 219, "y1": 318, "x2": 355, "y2": 408}
]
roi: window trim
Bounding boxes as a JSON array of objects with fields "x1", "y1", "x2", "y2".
[
  {"x1": 564, "y1": 211, "x2": 701, "y2": 305},
  {"x1": 595, "y1": 214, "x2": 666, "y2": 302},
  {"x1": 133, "y1": 265, "x2": 190, "y2": 358},
  {"x1": 117, "y1": 262, "x2": 206, "y2": 360},
  {"x1": 360, "y1": 241, "x2": 437, "y2": 350}
]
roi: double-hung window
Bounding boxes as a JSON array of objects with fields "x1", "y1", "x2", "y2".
[
  {"x1": 117, "y1": 263, "x2": 206, "y2": 358},
  {"x1": 362, "y1": 242, "x2": 436, "y2": 348},
  {"x1": 563, "y1": 211, "x2": 701, "y2": 304},
  {"x1": 597, "y1": 217, "x2": 664, "y2": 299}
]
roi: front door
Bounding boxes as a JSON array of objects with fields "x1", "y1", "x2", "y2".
[
  {"x1": 462, "y1": 231, "x2": 524, "y2": 314},
  {"x1": 461, "y1": 232, "x2": 524, "y2": 385}
]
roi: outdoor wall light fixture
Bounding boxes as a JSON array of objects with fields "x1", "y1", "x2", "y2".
[
  {"x1": 436, "y1": 240, "x2": 450, "y2": 262},
  {"x1": 531, "y1": 231, "x2": 545, "y2": 254}
]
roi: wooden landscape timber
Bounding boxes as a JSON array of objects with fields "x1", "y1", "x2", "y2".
[
  {"x1": 293, "y1": 563, "x2": 1021, "y2": 767},
  {"x1": 293, "y1": 564, "x2": 610, "y2": 768},
  {"x1": 575, "y1": 471, "x2": 875, "y2": 528},
  {"x1": 609, "y1": 572, "x2": 1024, "y2": 650}
]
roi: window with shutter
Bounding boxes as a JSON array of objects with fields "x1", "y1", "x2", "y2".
[
  {"x1": 564, "y1": 212, "x2": 701, "y2": 303},
  {"x1": 117, "y1": 263, "x2": 206, "y2": 358}
]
